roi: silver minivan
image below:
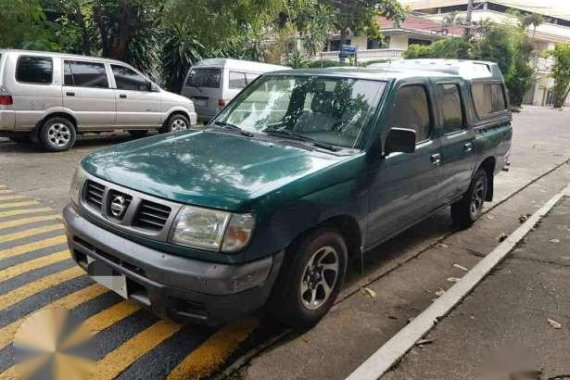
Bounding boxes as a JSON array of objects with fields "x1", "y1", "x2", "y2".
[
  {"x1": 181, "y1": 59, "x2": 289, "y2": 122},
  {"x1": 0, "y1": 49, "x2": 197, "y2": 151}
]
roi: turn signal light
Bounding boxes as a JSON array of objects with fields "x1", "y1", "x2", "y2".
[{"x1": 0, "y1": 95, "x2": 13, "y2": 105}]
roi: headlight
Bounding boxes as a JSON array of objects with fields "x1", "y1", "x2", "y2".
[
  {"x1": 170, "y1": 206, "x2": 255, "y2": 253},
  {"x1": 70, "y1": 166, "x2": 87, "y2": 205}
]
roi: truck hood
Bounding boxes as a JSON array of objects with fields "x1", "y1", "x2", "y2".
[{"x1": 82, "y1": 130, "x2": 347, "y2": 211}]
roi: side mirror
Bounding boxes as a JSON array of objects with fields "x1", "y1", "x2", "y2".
[{"x1": 385, "y1": 128, "x2": 416, "y2": 155}]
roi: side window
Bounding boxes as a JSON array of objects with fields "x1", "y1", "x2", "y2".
[
  {"x1": 16, "y1": 56, "x2": 53, "y2": 84},
  {"x1": 111, "y1": 65, "x2": 150, "y2": 91},
  {"x1": 471, "y1": 83, "x2": 507, "y2": 117},
  {"x1": 229, "y1": 71, "x2": 247, "y2": 89},
  {"x1": 245, "y1": 73, "x2": 259, "y2": 85},
  {"x1": 64, "y1": 61, "x2": 109, "y2": 88},
  {"x1": 387, "y1": 85, "x2": 432, "y2": 143},
  {"x1": 437, "y1": 83, "x2": 465, "y2": 133}
]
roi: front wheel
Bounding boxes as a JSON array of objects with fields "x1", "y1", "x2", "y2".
[
  {"x1": 451, "y1": 168, "x2": 488, "y2": 229},
  {"x1": 162, "y1": 114, "x2": 190, "y2": 133},
  {"x1": 267, "y1": 229, "x2": 347, "y2": 329}
]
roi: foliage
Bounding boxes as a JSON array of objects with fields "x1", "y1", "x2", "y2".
[
  {"x1": 404, "y1": 38, "x2": 471, "y2": 59},
  {"x1": 286, "y1": 49, "x2": 310, "y2": 68},
  {"x1": 0, "y1": 0, "x2": 57, "y2": 50},
  {"x1": 547, "y1": 43, "x2": 570, "y2": 108}
]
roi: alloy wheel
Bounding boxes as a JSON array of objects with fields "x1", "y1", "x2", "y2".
[
  {"x1": 47, "y1": 123, "x2": 72, "y2": 148},
  {"x1": 299, "y1": 246, "x2": 340, "y2": 310},
  {"x1": 170, "y1": 118, "x2": 187, "y2": 132}
]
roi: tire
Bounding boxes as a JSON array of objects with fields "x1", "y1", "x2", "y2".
[
  {"x1": 267, "y1": 228, "x2": 348, "y2": 329},
  {"x1": 162, "y1": 113, "x2": 190, "y2": 133},
  {"x1": 9, "y1": 135, "x2": 32, "y2": 144},
  {"x1": 451, "y1": 168, "x2": 489, "y2": 229},
  {"x1": 39, "y1": 117, "x2": 77, "y2": 152},
  {"x1": 128, "y1": 130, "x2": 149, "y2": 138}
]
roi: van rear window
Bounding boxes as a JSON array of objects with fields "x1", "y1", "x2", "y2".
[
  {"x1": 16, "y1": 56, "x2": 53, "y2": 84},
  {"x1": 186, "y1": 68, "x2": 221, "y2": 89},
  {"x1": 472, "y1": 83, "x2": 507, "y2": 117}
]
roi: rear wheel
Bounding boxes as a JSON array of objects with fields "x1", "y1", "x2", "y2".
[
  {"x1": 451, "y1": 168, "x2": 488, "y2": 229},
  {"x1": 267, "y1": 228, "x2": 347, "y2": 329},
  {"x1": 39, "y1": 117, "x2": 77, "y2": 152},
  {"x1": 162, "y1": 114, "x2": 190, "y2": 133}
]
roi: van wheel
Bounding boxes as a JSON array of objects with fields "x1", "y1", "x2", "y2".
[
  {"x1": 451, "y1": 168, "x2": 488, "y2": 229},
  {"x1": 162, "y1": 114, "x2": 189, "y2": 133},
  {"x1": 267, "y1": 228, "x2": 347, "y2": 329},
  {"x1": 128, "y1": 130, "x2": 149, "y2": 138},
  {"x1": 39, "y1": 118, "x2": 77, "y2": 152}
]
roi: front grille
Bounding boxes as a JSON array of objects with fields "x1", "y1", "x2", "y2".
[
  {"x1": 134, "y1": 201, "x2": 171, "y2": 231},
  {"x1": 107, "y1": 190, "x2": 132, "y2": 220},
  {"x1": 85, "y1": 180, "x2": 105, "y2": 210}
]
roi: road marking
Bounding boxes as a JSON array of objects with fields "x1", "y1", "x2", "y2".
[
  {"x1": 167, "y1": 317, "x2": 259, "y2": 380},
  {"x1": 0, "y1": 250, "x2": 70, "y2": 282},
  {"x1": 0, "y1": 215, "x2": 61, "y2": 230},
  {"x1": 0, "y1": 201, "x2": 39, "y2": 210},
  {"x1": 0, "y1": 224, "x2": 64, "y2": 244},
  {"x1": 95, "y1": 320, "x2": 182, "y2": 380},
  {"x1": 0, "y1": 266, "x2": 84, "y2": 312},
  {"x1": 0, "y1": 284, "x2": 107, "y2": 349},
  {"x1": 345, "y1": 184, "x2": 570, "y2": 380},
  {"x1": 0, "y1": 195, "x2": 26, "y2": 202},
  {"x1": 0, "y1": 208, "x2": 53, "y2": 219},
  {"x1": 0, "y1": 235, "x2": 67, "y2": 260}
]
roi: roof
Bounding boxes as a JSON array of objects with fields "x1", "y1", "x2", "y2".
[
  {"x1": 267, "y1": 66, "x2": 456, "y2": 81},
  {"x1": 195, "y1": 59, "x2": 289, "y2": 71},
  {"x1": 0, "y1": 49, "x2": 127, "y2": 66},
  {"x1": 377, "y1": 14, "x2": 464, "y2": 36},
  {"x1": 368, "y1": 59, "x2": 505, "y2": 80}
]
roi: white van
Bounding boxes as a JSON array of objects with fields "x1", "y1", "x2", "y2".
[
  {"x1": 181, "y1": 59, "x2": 289, "y2": 121},
  {"x1": 0, "y1": 49, "x2": 197, "y2": 151}
]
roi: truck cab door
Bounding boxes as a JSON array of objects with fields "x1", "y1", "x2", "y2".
[
  {"x1": 366, "y1": 83, "x2": 444, "y2": 246},
  {"x1": 435, "y1": 82, "x2": 475, "y2": 204}
]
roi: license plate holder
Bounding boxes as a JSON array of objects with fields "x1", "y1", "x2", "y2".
[{"x1": 87, "y1": 257, "x2": 128, "y2": 299}]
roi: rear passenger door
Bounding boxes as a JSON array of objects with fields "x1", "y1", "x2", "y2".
[
  {"x1": 367, "y1": 83, "x2": 443, "y2": 244},
  {"x1": 436, "y1": 82, "x2": 475, "y2": 204},
  {"x1": 63, "y1": 60, "x2": 116, "y2": 129}
]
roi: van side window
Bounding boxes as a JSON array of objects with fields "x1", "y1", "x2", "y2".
[
  {"x1": 245, "y1": 73, "x2": 259, "y2": 84},
  {"x1": 111, "y1": 65, "x2": 150, "y2": 91},
  {"x1": 229, "y1": 71, "x2": 247, "y2": 89},
  {"x1": 187, "y1": 68, "x2": 221, "y2": 89},
  {"x1": 437, "y1": 83, "x2": 465, "y2": 133},
  {"x1": 16, "y1": 56, "x2": 53, "y2": 84},
  {"x1": 64, "y1": 61, "x2": 109, "y2": 88},
  {"x1": 387, "y1": 85, "x2": 432, "y2": 143},
  {"x1": 471, "y1": 83, "x2": 507, "y2": 117}
]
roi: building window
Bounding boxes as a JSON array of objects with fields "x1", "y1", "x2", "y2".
[
  {"x1": 367, "y1": 37, "x2": 390, "y2": 49},
  {"x1": 328, "y1": 39, "x2": 351, "y2": 52},
  {"x1": 408, "y1": 38, "x2": 432, "y2": 46}
]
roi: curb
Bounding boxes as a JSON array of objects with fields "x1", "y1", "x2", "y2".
[{"x1": 346, "y1": 184, "x2": 570, "y2": 380}]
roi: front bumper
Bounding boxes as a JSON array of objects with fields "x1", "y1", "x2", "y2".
[{"x1": 63, "y1": 205, "x2": 284, "y2": 326}]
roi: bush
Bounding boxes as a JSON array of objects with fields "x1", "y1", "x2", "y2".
[
  {"x1": 404, "y1": 38, "x2": 471, "y2": 59},
  {"x1": 307, "y1": 59, "x2": 353, "y2": 68}
]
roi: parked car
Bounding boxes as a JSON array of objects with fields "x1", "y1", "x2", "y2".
[
  {"x1": 64, "y1": 60, "x2": 512, "y2": 328},
  {"x1": 181, "y1": 58, "x2": 289, "y2": 122},
  {"x1": 0, "y1": 49, "x2": 197, "y2": 151}
]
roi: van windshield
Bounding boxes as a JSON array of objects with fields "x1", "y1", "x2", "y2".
[
  {"x1": 214, "y1": 75, "x2": 386, "y2": 149},
  {"x1": 186, "y1": 68, "x2": 221, "y2": 89}
]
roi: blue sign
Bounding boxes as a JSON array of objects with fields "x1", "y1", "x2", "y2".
[{"x1": 341, "y1": 45, "x2": 357, "y2": 55}]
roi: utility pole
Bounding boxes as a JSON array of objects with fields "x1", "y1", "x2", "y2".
[{"x1": 465, "y1": 0, "x2": 474, "y2": 40}]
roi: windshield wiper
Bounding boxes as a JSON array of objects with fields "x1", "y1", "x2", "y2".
[
  {"x1": 213, "y1": 121, "x2": 254, "y2": 137},
  {"x1": 264, "y1": 129, "x2": 341, "y2": 152}
]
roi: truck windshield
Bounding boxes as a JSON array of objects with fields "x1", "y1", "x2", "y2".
[{"x1": 214, "y1": 75, "x2": 386, "y2": 149}]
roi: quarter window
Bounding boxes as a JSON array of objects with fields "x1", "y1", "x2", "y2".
[
  {"x1": 16, "y1": 56, "x2": 53, "y2": 84},
  {"x1": 437, "y1": 83, "x2": 465, "y2": 133},
  {"x1": 186, "y1": 68, "x2": 221, "y2": 89},
  {"x1": 111, "y1": 65, "x2": 150, "y2": 91},
  {"x1": 64, "y1": 61, "x2": 109, "y2": 88},
  {"x1": 387, "y1": 85, "x2": 432, "y2": 142},
  {"x1": 472, "y1": 83, "x2": 507, "y2": 117},
  {"x1": 229, "y1": 71, "x2": 248, "y2": 89}
]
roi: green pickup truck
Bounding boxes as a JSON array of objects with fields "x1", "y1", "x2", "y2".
[{"x1": 64, "y1": 59, "x2": 512, "y2": 328}]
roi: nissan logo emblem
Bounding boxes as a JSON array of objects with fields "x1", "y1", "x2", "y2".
[{"x1": 110, "y1": 195, "x2": 127, "y2": 218}]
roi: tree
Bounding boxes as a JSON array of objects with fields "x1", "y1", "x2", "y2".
[
  {"x1": 0, "y1": 0, "x2": 58, "y2": 50},
  {"x1": 547, "y1": 43, "x2": 570, "y2": 108}
]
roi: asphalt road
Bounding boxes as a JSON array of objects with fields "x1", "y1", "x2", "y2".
[{"x1": 0, "y1": 107, "x2": 569, "y2": 379}]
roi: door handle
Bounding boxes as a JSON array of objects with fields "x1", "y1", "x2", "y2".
[
  {"x1": 464, "y1": 142, "x2": 473, "y2": 152},
  {"x1": 430, "y1": 153, "x2": 441, "y2": 167},
  {"x1": 119, "y1": 94, "x2": 127, "y2": 99},
  {"x1": 66, "y1": 92, "x2": 75, "y2": 97}
]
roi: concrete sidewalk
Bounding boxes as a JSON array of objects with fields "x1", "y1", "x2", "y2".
[{"x1": 383, "y1": 196, "x2": 570, "y2": 380}]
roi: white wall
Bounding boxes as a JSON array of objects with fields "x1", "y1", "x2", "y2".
[{"x1": 389, "y1": 34, "x2": 410, "y2": 49}]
